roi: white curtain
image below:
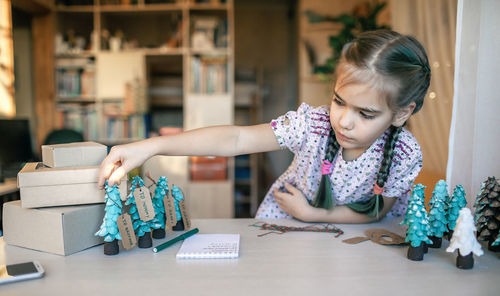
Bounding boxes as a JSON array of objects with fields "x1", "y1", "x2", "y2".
[{"x1": 391, "y1": 0, "x2": 457, "y2": 181}]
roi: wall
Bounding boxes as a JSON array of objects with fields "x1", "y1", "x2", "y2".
[{"x1": 447, "y1": 0, "x2": 500, "y2": 204}]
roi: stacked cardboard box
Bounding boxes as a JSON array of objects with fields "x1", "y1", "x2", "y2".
[{"x1": 2, "y1": 142, "x2": 127, "y2": 255}]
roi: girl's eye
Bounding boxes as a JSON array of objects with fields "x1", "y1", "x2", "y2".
[
  {"x1": 360, "y1": 112, "x2": 375, "y2": 120},
  {"x1": 333, "y1": 98, "x2": 344, "y2": 106}
]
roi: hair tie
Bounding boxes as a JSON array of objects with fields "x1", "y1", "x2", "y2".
[
  {"x1": 373, "y1": 184, "x2": 384, "y2": 195},
  {"x1": 321, "y1": 160, "x2": 333, "y2": 175}
]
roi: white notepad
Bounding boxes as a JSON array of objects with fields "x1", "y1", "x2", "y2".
[{"x1": 176, "y1": 234, "x2": 240, "y2": 259}]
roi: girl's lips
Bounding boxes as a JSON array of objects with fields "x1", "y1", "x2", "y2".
[{"x1": 336, "y1": 131, "x2": 353, "y2": 142}]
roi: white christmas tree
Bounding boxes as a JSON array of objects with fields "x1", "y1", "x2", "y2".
[{"x1": 446, "y1": 208, "x2": 483, "y2": 257}]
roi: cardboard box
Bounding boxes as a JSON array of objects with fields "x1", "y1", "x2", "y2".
[
  {"x1": 2, "y1": 200, "x2": 105, "y2": 256},
  {"x1": 17, "y1": 162, "x2": 127, "y2": 208},
  {"x1": 42, "y1": 141, "x2": 107, "y2": 168}
]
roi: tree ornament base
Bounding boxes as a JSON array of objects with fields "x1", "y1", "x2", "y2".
[
  {"x1": 488, "y1": 240, "x2": 500, "y2": 252},
  {"x1": 138, "y1": 232, "x2": 152, "y2": 248},
  {"x1": 173, "y1": 220, "x2": 185, "y2": 231},
  {"x1": 407, "y1": 243, "x2": 425, "y2": 261},
  {"x1": 104, "y1": 240, "x2": 119, "y2": 255},
  {"x1": 423, "y1": 242, "x2": 428, "y2": 254},
  {"x1": 152, "y1": 228, "x2": 166, "y2": 239},
  {"x1": 428, "y1": 236, "x2": 442, "y2": 248},
  {"x1": 446, "y1": 230, "x2": 453, "y2": 241},
  {"x1": 456, "y1": 251, "x2": 474, "y2": 269}
]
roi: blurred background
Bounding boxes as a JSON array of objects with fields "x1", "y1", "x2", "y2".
[{"x1": 2, "y1": 0, "x2": 495, "y2": 219}]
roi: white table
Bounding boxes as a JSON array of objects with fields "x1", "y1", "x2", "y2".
[{"x1": 1, "y1": 218, "x2": 499, "y2": 295}]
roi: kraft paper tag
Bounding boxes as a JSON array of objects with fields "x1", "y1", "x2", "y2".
[
  {"x1": 117, "y1": 213, "x2": 137, "y2": 250},
  {"x1": 163, "y1": 192, "x2": 177, "y2": 227},
  {"x1": 179, "y1": 200, "x2": 191, "y2": 230},
  {"x1": 134, "y1": 186, "x2": 155, "y2": 222},
  {"x1": 342, "y1": 237, "x2": 371, "y2": 244}
]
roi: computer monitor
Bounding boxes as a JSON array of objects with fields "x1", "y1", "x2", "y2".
[{"x1": 0, "y1": 119, "x2": 35, "y2": 178}]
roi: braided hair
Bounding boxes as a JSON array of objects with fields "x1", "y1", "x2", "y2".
[{"x1": 312, "y1": 30, "x2": 431, "y2": 217}]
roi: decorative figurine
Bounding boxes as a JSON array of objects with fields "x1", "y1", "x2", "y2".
[
  {"x1": 447, "y1": 185, "x2": 467, "y2": 240},
  {"x1": 95, "y1": 181, "x2": 122, "y2": 255},
  {"x1": 171, "y1": 185, "x2": 185, "y2": 231},
  {"x1": 126, "y1": 176, "x2": 152, "y2": 248},
  {"x1": 401, "y1": 184, "x2": 432, "y2": 261},
  {"x1": 447, "y1": 208, "x2": 483, "y2": 269},
  {"x1": 427, "y1": 180, "x2": 449, "y2": 248},
  {"x1": 474, "y1": 176, "x2": 500, "y2": 252},
  {"x1": 151, "y1": 176, "x2": 168, "y2": 239}
]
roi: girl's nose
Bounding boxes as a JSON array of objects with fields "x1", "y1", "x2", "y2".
[{"x1": 339, "y1": 110, "x2": 354, "y2": 130}]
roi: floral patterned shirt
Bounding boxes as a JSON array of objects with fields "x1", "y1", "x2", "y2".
[{"x1": 255, "y1": 103, "x2": 423, "y2": 219}]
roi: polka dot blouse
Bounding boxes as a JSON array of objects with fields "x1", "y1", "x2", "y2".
[{"x1": 255, "y1": 103, "x2": 423, "y2": 219}]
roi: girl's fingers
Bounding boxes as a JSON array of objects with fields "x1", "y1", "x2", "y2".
[
  {"x1": 108, "y1": 166, "x2": 126, "y2": 187},
  {"x1": 284, "y1": 182, "x2": 299, "y2": 195}
]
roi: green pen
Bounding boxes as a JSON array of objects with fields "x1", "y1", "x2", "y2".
[{"x1": 152, "y1": 228, "x2": 199, "y2": 253}]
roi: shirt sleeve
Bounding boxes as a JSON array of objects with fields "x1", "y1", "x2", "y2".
[
  {"x1": 383, "y1": 130, "x2": 423, "y2": 198},
  {"x1": 270, "y1": 103, "x2": 330, "y2": 154}
]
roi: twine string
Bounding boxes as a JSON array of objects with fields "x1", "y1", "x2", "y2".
[{"x1": 250, "y1": 222, "x2": 344, "y2": 237}]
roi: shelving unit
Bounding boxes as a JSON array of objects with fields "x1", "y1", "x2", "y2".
[{"x1": 53, "y1": 0, "x2": 236, "y2": 218}]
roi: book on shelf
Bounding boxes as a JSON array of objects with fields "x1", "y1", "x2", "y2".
[
  {"x1": 56, "y1": 68, "x2": 95, "y2": 98},
  {"x1": 56, "y1": 104, "x2": 98, "y2": 140},
  {"x1": 104, "y1": 114, "x2": 148, "y2": 141},
  {"x1": 190, "y1": 55, "x2": 228, "y2": 94}
]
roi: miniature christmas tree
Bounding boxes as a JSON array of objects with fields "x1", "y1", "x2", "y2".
[
  {"x1": 474, "y1": 176, "x2": 500, "y2": 252},
  {"x1": 447, "y1": 208, "x2": 483, "y2": 269},
  {"x1": 151, "y1": 176, "x2": 168, "y2": 239},
  {"x1": 401, "y1": 184, "x2": 432, "y2": 261},
  {"x1": 126, "y1": 176, "x2": 152, "y2": 248},
  {"x1": 427, "y1": 180, "x2": 449, "y2": 248},
  {"x1": 95, "y1": 181, "x2": 122, "y2": 255},
  {"x1": 171, "y1": 185, "x2": 185, "y2": 231},
  {"x1": 447, "y1": 185, "x2": 467, "y2": 239}
]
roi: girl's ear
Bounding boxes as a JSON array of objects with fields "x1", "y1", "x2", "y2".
[{"x1": 392, "y1": 102, "x2": 416, "y2": 127}]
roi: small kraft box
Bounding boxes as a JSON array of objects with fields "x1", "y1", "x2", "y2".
[
  {"x1": 2, "y1": 200, "x2": 104, "y2": 256},
  {"x1": 190, "y1": 156, "x2": 227, "y2": 181},
  {"x1": 42, "y1": 141, "x2": 107, "y2": 168},
  {"x1": 17, "y1": 162, "x2": 127, "y2": 208}
]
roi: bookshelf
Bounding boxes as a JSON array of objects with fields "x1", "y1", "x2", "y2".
[{"x1": 53, "y1": 0, "x2": 235, "y2": 218}]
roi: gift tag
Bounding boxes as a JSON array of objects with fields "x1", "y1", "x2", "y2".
[
  {"x1": 134, "y1": 186, "x2": 155, "y2": 222},
  {"x1": 117, "y1": 213, "x2": 137, "y2": 250},
  {"x1": 163, "y1": 191, "x2": 177, "y2": 227},
  {"x1": 179, "y1": 199, "x2": 191, "y2": 230}
]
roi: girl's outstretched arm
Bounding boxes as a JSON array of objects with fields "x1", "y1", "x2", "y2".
[
  {"x1": 98, "y1": 123, "x2": 280, "y2": 188},
  {"x1": 275, "y1": 183, "x2": 397, "y2": 223}
]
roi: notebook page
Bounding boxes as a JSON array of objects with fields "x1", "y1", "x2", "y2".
[{"x1": 176, "y1": 234, "x2": 240, "y2": 259}]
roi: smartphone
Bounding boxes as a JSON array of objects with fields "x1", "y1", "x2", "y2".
[{"x1": 0, "y1": 261, "x2": 45, "y2": 285}]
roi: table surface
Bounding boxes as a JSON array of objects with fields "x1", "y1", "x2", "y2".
[{"x1": 1, "y1": 218, "x2": 499, "y2": 296}]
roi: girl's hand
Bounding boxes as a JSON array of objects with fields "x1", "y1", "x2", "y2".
[
  {"x1": 274, "y1": 183, "x2": 314, "y2": 221},
  {"x1": 97, "y1": 140, "x2": 155, "y2": 189}
]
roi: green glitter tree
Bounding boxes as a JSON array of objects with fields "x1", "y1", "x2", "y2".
[
  {"x1": 95, "y1": 181, "x2": 122, "y2": 255},
  {"x1": 447, "y1": 185, "x2": 467, "y2": 236},
  {"x1": 126, "y1": 176, "x2": 152, "y2": 248},
  {"x1": 151, "y1": 176, "x2": 168, "y2": 239},
  {"x1": 427, "y1": 180, "x2": 449, "y2": 248},
  {"x1": 402, "y1": 184, "x2": 432, "y2": 261}
]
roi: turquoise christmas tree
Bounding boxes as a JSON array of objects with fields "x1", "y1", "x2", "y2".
[
  {"x1": 171, "y1": 185, "x2": 185, "y2": 230},
  {"x1": 126, "y1": 176, "x2": 152, "y2": 248},
  {"x1": 151, "y1": 176, "x2": 168, "y2": 239},
  {"x1": 400, "y1": 184, "x2": 426, "y2": 227},
  {"x1": 401, "y1": 184, "x2": 432, "y2": 260},
  {"x1": 447, "y1": 185, "x2": 467, "y2": 232},
  {"x1": 427, "y1": 180, "x2": 449, "y2": 247},
  {"x1": 95, "y1": 181, "x2": 122, "y2": 255}
]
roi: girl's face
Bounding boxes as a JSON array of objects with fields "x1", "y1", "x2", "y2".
[{"x1": 329, "y1": 82, "x2": 395, "y2": 161}]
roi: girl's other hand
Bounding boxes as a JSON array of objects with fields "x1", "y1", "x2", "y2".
[
  {"x1": 274, "y1": 183, "x2": 313, "y2": 221},
  {"x1": 97, "y1": 141, "x2": 153, "y2": 189}
]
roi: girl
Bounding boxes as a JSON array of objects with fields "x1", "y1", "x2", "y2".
[{"x1": 98, "y1": 30, "x2": 430, "y2": 224}]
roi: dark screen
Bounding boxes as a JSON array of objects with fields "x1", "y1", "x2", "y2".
[
  {"x1": 0, "y1": 119, "x2": 34, "y2": 172},
  {"x1": 5, "y1": 262, "x2": 38, "y2": 276}
]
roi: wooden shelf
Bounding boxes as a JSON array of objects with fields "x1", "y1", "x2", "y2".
[{"x1": 54, "y1": 5, "x2": 95, "y2": 13}]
